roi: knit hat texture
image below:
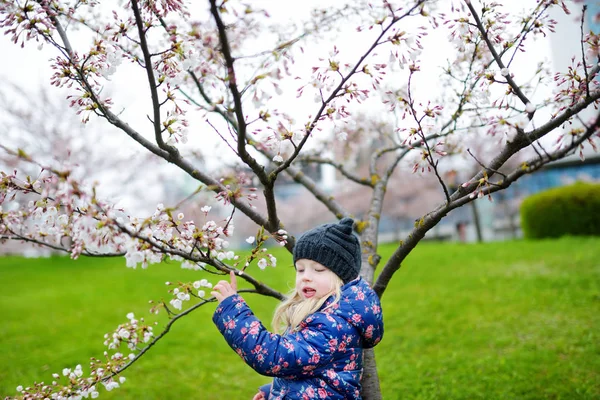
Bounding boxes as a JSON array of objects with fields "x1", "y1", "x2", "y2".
[{"x1": 293, "y1": 217, "x2": 361, "y2": 283}]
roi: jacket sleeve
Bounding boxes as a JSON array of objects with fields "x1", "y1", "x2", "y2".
[{"x1": 213, "y1": 294, "x2": 342, "y2": 377}]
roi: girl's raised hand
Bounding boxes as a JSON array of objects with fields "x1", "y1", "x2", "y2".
[
  {"x1": 211, "y1": 270, "x2": 238, "y2": 303},
  {"x1": 252, "y1": 391, "x2": 266, "y2": 400}
]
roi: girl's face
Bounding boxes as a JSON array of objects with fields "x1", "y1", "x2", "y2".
[{"x1": 295, "y1": 259, "x2": 338, "y2": 300}]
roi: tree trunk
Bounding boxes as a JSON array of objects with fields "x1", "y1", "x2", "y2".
[
  {"x1": 470, "y1": 200, "x2": 483, "y2": 242},
  {"x1": 359, "y1": 263, "x2": 382, "y2": 399},
  {"x1": 357, "y1": 207, "x2": 385, "y2": 398},
  {"x1": 361, "y1": 348, "x2": 382, "y2": 399}
]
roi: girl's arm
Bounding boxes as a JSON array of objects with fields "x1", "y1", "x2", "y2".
[{"x1": 213, "y1": 294, "x2": 344, "y2": 377}]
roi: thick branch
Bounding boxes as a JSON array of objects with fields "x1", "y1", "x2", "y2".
[
  {"x1": 130, "y1": 0, "x2": 169, "y2": 151},
  {"x1": 283, "y1": 163, "x2": 350, "y2": 220},
  {"x1": 46, "y1": 14, "x2": 276, "y2": 233},
  {"x1": 209, "y1": 0, "x2": 283, "y2": 234},
  {"x1": 374, "y1": 101, "x2": 600, "y2": 297},
  {"x1": 208, "y1": 1, "x2": 267, "y2": 180}
]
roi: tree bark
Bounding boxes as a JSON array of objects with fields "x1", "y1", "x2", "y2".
[
  {"x1": 361, "y1": 348, "x2": 382, "y2": 400},
  {"x1": 358, "y1": 214, "x2": 384, "y2": 399}
]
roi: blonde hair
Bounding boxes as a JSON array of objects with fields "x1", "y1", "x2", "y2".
[{"x1": 272, "y1": 272, "x2": 344, "y2": 334}]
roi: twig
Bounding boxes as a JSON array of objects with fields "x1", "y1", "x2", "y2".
[
  {"x1": 207, "y1": 120, "x2": 239, "y2": 156},
  {"x1": 580, "y1": 5, "x2": 591, "y2": 100},
  {"x1": 466, "y1": 148, "x2": 507, "y2": 180}
]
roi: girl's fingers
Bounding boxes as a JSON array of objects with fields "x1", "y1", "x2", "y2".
[
  {"x1": 214, "y1": 281, "x2": 229, "y2": 292},
  {"x1": 216, "y1": 280, "x2": 228, "y2": 287},
  {"x1": 212, "y1": 274, "x2": 238, "y2": 304}
]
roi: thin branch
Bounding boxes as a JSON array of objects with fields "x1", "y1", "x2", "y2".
[
  {"x1": 283, "y1": 163, "x2": 351, "y2": 220},
  {"x1": 298, "y1": 156, "x2": 372, "y2": 186},
  {"x1": 466, "y1": 2, "x2": 532, "y2": 112},
  {"x1": 207, "y1": 120, "x2": 239, "y2": 156},
  {"x1": 99, "y1": 282, "x2": 279, "y2": 384},
  {"x1": 379, "y1": 37, "x2": 487, "y2": 194},
  {"x1": 273, "y1": 1, "x2": 427, "y2": 177},
  {"x1": 0, "y1": 234, "x2": 124, "y2": 257},
  {"x1": 171, "y1": 185, "x2": 205, "y2": 210},
  {"x1": 506, "y1": 2, "x2": 553, "y2": 68},
  {"x1": 436, "y1": 7, "x2": 547, "y2": 139},
  {"x1": 406, "y1": 71, "x2": 450, "y2": 201},
  {"x1": 580, "y1": 5, "x2": 591, "y2": 100},
  {"x1": 109, "y1": 216, "x2": 285, "y2": 300},
  {"x1": 103, "y1": 297, "x2": 212, "y2": 379},
  {"x1": 189, "y1": 71, "x2": 239, "y2": 129}
]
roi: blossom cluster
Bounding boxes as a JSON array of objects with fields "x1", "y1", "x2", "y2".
[
  {"x1": 121, "y1": 201, "x2": 238, "y2": 271},
  {"x1": 167, "y1": 278, "x2": 214, "y2": 310},
  {"x1": 0, "y1": 153, "x2": 287, "y2": 278},
  {"x1": 0, "y1": 167, "x2": 126, "y2": 260},
  {"x1": 11, "y1": 312, "x2": 140, "y2": 399},
  {"x1": 0, "y1": 0, "x2": 64, "y2": 46}
]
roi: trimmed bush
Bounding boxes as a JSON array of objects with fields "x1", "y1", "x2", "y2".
[{"x1": 520, "y1": 181, "x2": 600, "y2": 239}]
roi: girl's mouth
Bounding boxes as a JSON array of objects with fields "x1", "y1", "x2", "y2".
[{"x1": 302, "y1": 287, "x2": 316, "y2": 298}]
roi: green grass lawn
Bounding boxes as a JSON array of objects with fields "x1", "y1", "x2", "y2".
[{"x1": 1, "y1": 237, "x2": 599, "y2": 399}]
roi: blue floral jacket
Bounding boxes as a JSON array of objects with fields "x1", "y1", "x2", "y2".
[{"x1": 212, "y1": 277, "x2": 384, "y2": 399}]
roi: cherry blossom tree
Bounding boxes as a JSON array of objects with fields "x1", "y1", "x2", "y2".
[
  {"x1": 1, "y1": 0, "x2": 599, "y2": 399},
  {"x1": 0, "y1": 82, "x2": 197, "y2": 254}
]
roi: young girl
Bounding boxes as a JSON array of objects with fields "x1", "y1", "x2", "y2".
[{"x1": 212, "y1": 217, "x2": 384, "y2": 399}]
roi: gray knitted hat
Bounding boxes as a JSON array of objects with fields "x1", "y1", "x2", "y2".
[{"x1": 293, "y1": 217, "x2": 361, "y2": 284}]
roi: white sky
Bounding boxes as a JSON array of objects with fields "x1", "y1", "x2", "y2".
[{"x1": 0, "y1": 0, "x2": 556, "y2": 125}]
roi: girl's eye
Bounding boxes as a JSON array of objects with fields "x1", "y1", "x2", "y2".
[
  {"x1": 315, "y1": 269, "x2": 325, "y2": 272},
  {"x1": 297, "y1": 269, "x2": 304, "y2": 273}
]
